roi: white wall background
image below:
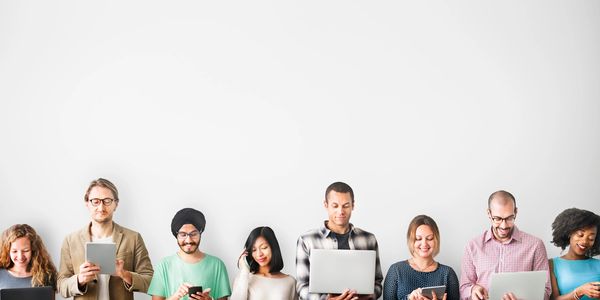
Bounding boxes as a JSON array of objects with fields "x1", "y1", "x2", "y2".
[{"x1": 1, "y1": 1, "x2": 599, "y2": 299}]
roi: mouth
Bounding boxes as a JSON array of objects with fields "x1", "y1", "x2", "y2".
[
  {"x1": 497, "y1": 228, "x2": 510, "y2": 234},
  {"x1": 576, "y1": 243, "x2": 588, "y2": 251}
]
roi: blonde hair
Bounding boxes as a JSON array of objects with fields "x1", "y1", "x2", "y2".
[
  {"x1": 84, "y1": 178, "x2": 119, "y2": 202},
  {"x1": 0, "y1": 224, "x2": 57, "y2": 289},
  {"x1": 406, "y1": 215, "x2": 441, "y2": 257}
]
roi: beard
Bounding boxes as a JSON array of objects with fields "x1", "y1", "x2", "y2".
[{"x1": 178, "y1": 241, "x2": 199, "y2": 254}]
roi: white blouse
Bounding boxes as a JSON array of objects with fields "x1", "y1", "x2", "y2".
[{"x1": 230, "y1": 257, "x2": 298, "y2": 300}]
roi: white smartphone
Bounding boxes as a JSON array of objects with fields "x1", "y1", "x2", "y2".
[{"x1": 421, "y1": 285, "x2": 446, "y2": 299}]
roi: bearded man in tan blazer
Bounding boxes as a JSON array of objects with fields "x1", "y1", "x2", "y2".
[{"x1": 57, "y1": 178, "x2": 153, "y2": 299}]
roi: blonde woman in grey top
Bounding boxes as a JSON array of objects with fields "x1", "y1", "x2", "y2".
[{"x1": 231, "y1": 227, "x2": 297, "y2": 300}]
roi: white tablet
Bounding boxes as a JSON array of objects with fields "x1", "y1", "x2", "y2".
[
  {"x1": 489, "y1": 270, "x2": 547, "y2": 300},
  {"x1": 309, "y1": 249, "x2": 376, "y2": 295},
  {"x1": 85, "y1": 242, "x2": 116, "y2": 275}
]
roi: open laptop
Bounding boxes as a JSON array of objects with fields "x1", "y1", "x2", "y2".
[
  {"x1": 309, "y1": 249, "x2": 376, "y2": 295},
  {"x1": 488, "y1": 270, "x2": 547, "y2": 300},
  {"x1": 0, "y1": 286, "x2": 54, "y2": 300}
]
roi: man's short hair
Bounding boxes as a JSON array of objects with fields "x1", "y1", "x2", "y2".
[
  {"x1": 84, "y1": 178, "x2": 119, "y2": 202},
  {"x1": 325, "y1": 181, "x2": 354, "y2": 203},
  {"x1": 487, "y1": 190, "x2": 516, "y2": 208},
  {"x1": 406, "y1": 215, "x2": 441, "y2": 257}
]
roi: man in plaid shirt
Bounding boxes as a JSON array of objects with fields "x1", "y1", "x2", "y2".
[{"x1": 296, "y1": 182, "x2": 383, "y2": 300}]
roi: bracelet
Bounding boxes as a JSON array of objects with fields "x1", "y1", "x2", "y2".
[{"x1": 573, "y1": 288, "x2": 580, "y2": 300}]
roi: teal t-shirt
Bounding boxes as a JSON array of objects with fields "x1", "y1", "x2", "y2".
[
  {"x1": 552, "y1": 257, "x2": 600, "y2": 300},
  {"x1": 148, "y1": 253, "x2": 231, "y2": 299}
]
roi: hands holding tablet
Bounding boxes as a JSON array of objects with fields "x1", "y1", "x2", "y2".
[
  {"x1": 409, "y1": 287, "x2": 447, "y2": 300},
  {"x1": 77, "y1": 261, "x2": 100, "y2": 285},
  {"x1": 77, "y1": 258, "x2": 132, "y2": 287}
]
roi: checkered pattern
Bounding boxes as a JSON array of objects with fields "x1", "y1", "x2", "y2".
[
  {"x1": 459, "y1": 226, "x2": 551, "y2": 300},
  {"x1": 296, "y1": 222, "x2": 383, "y2": 300}
]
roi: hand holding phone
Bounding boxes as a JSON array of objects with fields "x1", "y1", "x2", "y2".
[{"x1": 188, "y1": 286, "x2": 203, "y2": 296}]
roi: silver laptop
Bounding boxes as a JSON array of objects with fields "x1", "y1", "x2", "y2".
[
  {"x1": 489, "y1": 271, "x2": 547, "y2": 300},
  {"x1": 309, "y1": 249, "x2": 376, "y2": 295}
]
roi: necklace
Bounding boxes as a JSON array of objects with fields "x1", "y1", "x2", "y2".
[{"x1": 410, "y1": 258, "x2": 436, "y2": 272}]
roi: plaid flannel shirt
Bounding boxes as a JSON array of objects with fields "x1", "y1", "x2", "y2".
[{"x1": 296, "y1": 221, "x2": 383, "y2": 300}]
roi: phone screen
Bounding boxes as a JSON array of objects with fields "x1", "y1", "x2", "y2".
[{"x1": 188, "y1": 286, "x2": 203, "y2": 296}]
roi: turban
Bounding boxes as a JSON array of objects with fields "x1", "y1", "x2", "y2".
[{"x1": 171, "y1": 208, "x2": 206, "y2": 237}]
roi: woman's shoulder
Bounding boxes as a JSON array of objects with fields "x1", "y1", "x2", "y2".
[
  {"x1": 386, "y1": 260, "x2": 411, "y2": 273},
  {"x1": 435, "y1": 262, "x2": 458, "y2": 275}
]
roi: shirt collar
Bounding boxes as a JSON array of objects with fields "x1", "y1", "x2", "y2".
[{"x1": 320, "y1": 221, "x2": 355, "y2": 238}]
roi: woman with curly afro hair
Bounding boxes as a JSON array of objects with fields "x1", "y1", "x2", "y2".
[
  {"x1": 549, "y1": 208, "x2": 600, "y2": 300},
  {"x1": 0, "y1": 224, "x2": 57, "y2": 290}
]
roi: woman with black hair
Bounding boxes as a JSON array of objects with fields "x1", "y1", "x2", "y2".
[
  {"x1": 231, "y1": 226, "x2": 297, "y2": 300},
  {"x1": 549, "y1": 208, "x2": 600, "y2": 300}
]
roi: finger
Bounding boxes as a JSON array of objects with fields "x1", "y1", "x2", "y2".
[{"x1": 442, "y1": 292, "x2": 447, "y2": 300}]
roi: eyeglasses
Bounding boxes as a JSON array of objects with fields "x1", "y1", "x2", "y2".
[
  {"x1": 177, "y1": 230, "x2": 201, "y2": 240},
  {"x1": 88, "y1": 198, "x2": 116, "y2": 207},
  {"x1": 490, "y1": 215, "x2": 516, "y2": 224}
]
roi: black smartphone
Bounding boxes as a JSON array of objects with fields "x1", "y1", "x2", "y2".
[{"x1": 188, "y1": 286, "x2": 203, "y2": 296}]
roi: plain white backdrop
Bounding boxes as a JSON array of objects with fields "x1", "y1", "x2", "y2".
[{"x1": 1, "y1": 1, "x2": 599, "y2": 299}]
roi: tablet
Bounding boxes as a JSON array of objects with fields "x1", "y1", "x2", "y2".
[
  {"x1": 85, "y1": 242, "x2": 116, "y2": 275},
  {"x1": 309, "y1": 249, "x2": 376, "y2": 295},
  {"x1": 421, "y1": 285, "x2": 446, "y2": 299}
]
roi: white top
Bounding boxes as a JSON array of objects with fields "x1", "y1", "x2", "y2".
[
  {"x1": 92, "y1": 235, "x2": 113, "y2": 300},
  {"x1": 230, "y1": 257, "x2": 298, "y2": 300}
]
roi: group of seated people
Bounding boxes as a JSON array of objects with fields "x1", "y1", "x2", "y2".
[{"x1": 0, "y1": 179, "x2": 598, "y2": 300}]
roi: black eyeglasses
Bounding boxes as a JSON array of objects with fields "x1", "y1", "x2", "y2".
[
  {"x1": 490, "y1": 215, "x2": 516, "y2": 224},
  {"x1": 177, "y1": 230, "x2": 201, "y2": 240},
  {"x1": 88, "y1": 198, "x2": 116, "y2": 207}
]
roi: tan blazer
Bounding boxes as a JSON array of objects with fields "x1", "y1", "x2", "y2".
[{"x1": 57, "y1": 222, "x2": 154, "y2": 299}]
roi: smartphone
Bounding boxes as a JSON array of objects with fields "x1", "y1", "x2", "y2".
[
  {"x1": 421, "y1": 285, "x2": 446, "y2": 299},
  {"x1": 188, "y1": 286, "x2": 203, "y2": 296}
]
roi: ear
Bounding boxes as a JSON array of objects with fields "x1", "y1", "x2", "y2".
[
  {"x1": 323, "y1": 200, "x2": 328, "y2": 208},
  {"x1": 514, "y1": 207, "x2": 518, "y2": 216},
  {"x1": 486, "y1": 208, "x2": 491, "y2": 217}
]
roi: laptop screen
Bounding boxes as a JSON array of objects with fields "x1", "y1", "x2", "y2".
[{"x1": 0, "y1": 286, "x2": 55, "y2": 300}]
